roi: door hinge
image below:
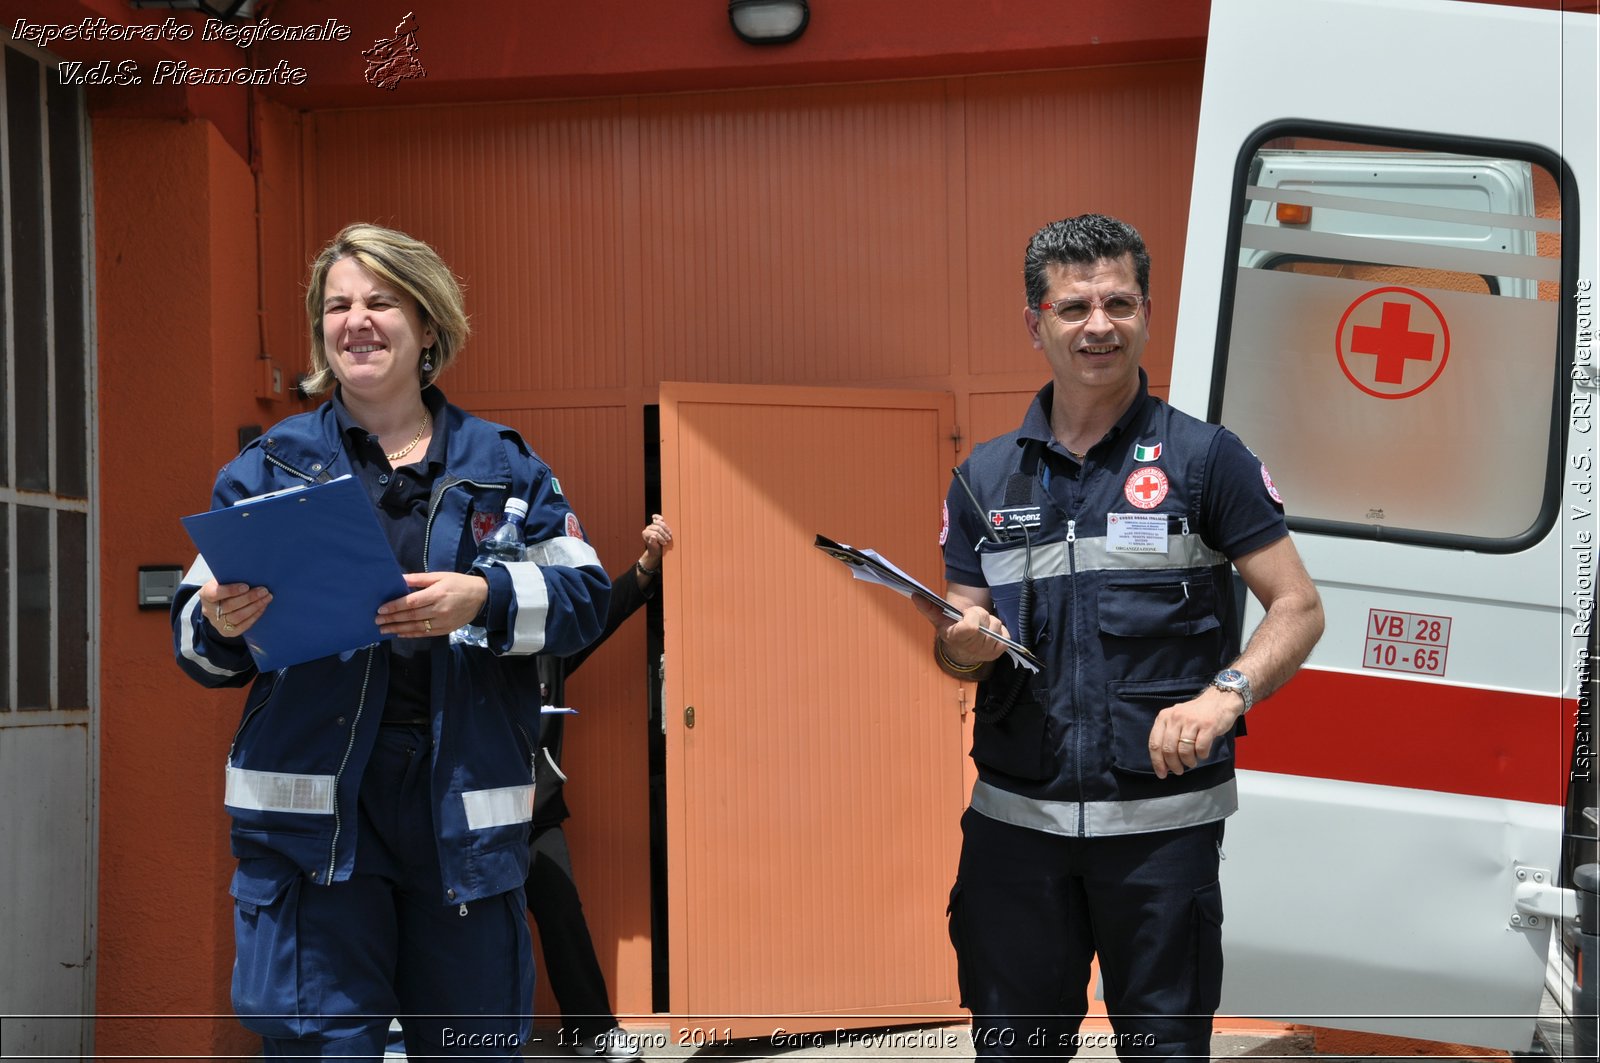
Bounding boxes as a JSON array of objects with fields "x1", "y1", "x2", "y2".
[{"x1": 1510, "y1": 864, "x2": 1577, "y2": 930}]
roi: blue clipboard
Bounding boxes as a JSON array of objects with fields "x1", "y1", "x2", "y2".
[{"x1": 181, "y1": 474, "x2": 411, "y2": 671}]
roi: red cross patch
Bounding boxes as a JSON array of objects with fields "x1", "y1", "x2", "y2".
[
  {"x1": 565, "y1": 512, "x2": 586, "y2": 542},
  {"x1": 471, "y1": 509, "x2": 498, "y2": 544},
  {"x1": 1261, "y1": 463, "x2": 1283, "y2": 505},
  {"x1": 1124, "y1": 466, "x2": 1169, "y2": 510}
]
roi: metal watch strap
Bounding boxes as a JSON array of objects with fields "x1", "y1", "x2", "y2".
[{"x1": 1212, "y1": 668, "x2": 1253, "y2": 713}]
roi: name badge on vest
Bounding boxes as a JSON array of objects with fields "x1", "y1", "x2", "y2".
[
  {"x1": 987, "y1": 506, "x2": 1041, "y2": 534},
  {"x1": 1106, "y1": 513, "x2": 1169, "y2": 554}
]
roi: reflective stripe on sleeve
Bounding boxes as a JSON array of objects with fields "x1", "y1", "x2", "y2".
[
  {"x1": 224, "y1": 764, "x2": 335, "y2": 814},
  {"x1": 525, "y1": 535, "x2": 601, "y2": 572},
  {"x1": 502, "y1": 560, "x2": 549, "y2": 654},
  {"x1": 180, "y1": 554, "x2": 248, "y2": 678},
  {"x1": 969, "y1": 776, "x2": 1237, "y2": 837},
  {"x1": 461, "y1": 783, "x2": 536, "y2": 830},
  {"x1": 978, "y1": 535, "x2": 1228, "y2": 586},
  {"x1": 500, "y1": 535, "x2": 600, "y2": 654}
]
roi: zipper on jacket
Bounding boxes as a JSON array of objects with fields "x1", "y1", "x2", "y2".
[
  {"x1": 421, "y1": 477, "x2": 510, "y2": 573},
  {"x1": 262, "y1": 452, "x2": 318, "y2": 485},
  {"x1": 1064, "y1": 518, "x2": 1087, "y2": 836},
  {"x1": 517, "y1": 722, "x2": 537, "y2": 780},
  {"x1": 324, "y1": 646, "x2": 376, "y2": 883}
]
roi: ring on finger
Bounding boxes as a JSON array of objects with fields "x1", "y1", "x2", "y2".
[
  {"x1": 424, "y1": 619, "x2": 433, "y2": 633},
  {"x1": 1178, "y1": 737, "x2": 1196, "y2": 746}
]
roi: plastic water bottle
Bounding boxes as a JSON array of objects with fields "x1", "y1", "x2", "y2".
[{"x1": 449, "y1": 497, "x2": 529, "y2": 648}]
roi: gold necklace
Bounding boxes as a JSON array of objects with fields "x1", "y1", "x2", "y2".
[{"x1": 385, "y1": 409, "x2": 430, "y2": 462}]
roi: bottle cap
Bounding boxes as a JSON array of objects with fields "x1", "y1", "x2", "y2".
[{"x1": 504, "y1": 497, "x2": 530, "y2": 520}]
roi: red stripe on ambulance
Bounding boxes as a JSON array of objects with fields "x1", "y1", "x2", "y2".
[{"x1": 1241, "y1": 669, "x2": 1571, "y2": 806}]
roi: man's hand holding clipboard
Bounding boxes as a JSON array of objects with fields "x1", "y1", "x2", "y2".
[{"x1": 813, "y1": 534, "x2": 1040, "y2": 672}]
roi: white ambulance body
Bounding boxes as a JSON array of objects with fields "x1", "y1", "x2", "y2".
[{"x1": 1172, "y1": 0, "x2": 1596, "y2": 1054}]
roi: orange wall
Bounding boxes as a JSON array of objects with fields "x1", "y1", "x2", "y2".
[
  {"x1": 303, "y1": 65, "x2": 1200, "y2": 410},
  {"x1": 91, "y1": 116, "x2": 271, "y2": 1059},
  {"x1": 257, "y1": 96, "x2": 311, "y2": 394}
]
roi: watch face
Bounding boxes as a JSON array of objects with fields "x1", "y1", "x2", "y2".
[{"x1": 1217, "y1": 669, "x2": 1244, "y2": 685}]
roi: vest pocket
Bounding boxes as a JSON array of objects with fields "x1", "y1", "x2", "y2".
[
  {"x1": 1099, "y1": 579, "x2": 1221, "y2": 638},
  {"x1": 1105, "y1": 674, "x2": 1233, "y2": 775}
]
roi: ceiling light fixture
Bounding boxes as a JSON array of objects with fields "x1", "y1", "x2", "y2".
[{"x1": 728, "y1": 1, "x2": 810, "y2": 45}]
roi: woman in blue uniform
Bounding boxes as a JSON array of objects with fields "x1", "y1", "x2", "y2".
[{"x1": 172, "y1": 223, "x2": 610, "y2": 1058}]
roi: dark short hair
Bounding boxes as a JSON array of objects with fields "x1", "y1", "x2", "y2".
[{"x1": 1023, "y1": 213, "x2": 1151, "y2": 309}]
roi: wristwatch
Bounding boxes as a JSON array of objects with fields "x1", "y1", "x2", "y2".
[{"x1": 1212, "y1": 668, "x2": 1254, "y2": 713}]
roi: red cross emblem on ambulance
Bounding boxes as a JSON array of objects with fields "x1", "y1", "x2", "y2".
[
  {"x1": 1335, "y1": 286, "x2": 1451, "y2": 399},
  {"x1": 1124, "y1": 466, "x2": 1169, "y2": 510}
]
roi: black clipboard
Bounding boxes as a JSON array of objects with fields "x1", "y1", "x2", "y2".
[{"x1": 181, "y1": 475, "x2": 410, "y2": 671}]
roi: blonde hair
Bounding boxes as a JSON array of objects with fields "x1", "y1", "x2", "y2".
[{"x1": 302, "y1": 223, "x2": 470, "y2": 396}]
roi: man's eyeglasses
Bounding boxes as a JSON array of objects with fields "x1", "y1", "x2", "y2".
[{"x1": 1037, "y1": 293, "x2": 1145, "y2": 325}]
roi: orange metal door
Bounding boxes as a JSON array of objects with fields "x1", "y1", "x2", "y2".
[{"x1": 659, "y1": 383, "x2": 964, "y2": 1038}]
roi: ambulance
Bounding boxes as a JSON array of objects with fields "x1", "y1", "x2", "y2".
[{"x1": 1171, "y1": 0, "x2": 1596, "y2": 1055}]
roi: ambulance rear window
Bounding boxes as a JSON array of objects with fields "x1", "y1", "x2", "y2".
[{"x1": 1211, "y1": 129, "x2": 1570, "y2": 550}]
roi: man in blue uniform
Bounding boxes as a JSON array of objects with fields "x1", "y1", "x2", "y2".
[{"x1": 919, "y1": 214, "x2": 1323, "y2": 1059}]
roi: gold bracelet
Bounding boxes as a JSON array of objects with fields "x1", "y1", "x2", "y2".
[{"x1": 936, "y1": 640, "x2": 984, "y2": 674}]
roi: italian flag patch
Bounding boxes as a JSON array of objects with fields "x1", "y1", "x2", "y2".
[{"x1": 1134, "y1": 443, "x2": 1162, "y2": 462}]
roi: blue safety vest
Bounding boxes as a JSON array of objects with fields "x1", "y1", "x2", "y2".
[{"x1": 948, "y1": 380, "x2": 1252, "y2": 837}]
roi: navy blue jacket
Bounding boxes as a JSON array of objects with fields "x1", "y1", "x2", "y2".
[
  {"x1": 944, "y1": 375, "x2": 1286, "y2": 836},
  {"x1": 173, "y1": 396, "x2": 611, "y2": 906}
]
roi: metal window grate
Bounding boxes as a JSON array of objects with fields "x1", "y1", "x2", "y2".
[{"x1": 0, "y1": 42, "x2": 93, "y2": 713}]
